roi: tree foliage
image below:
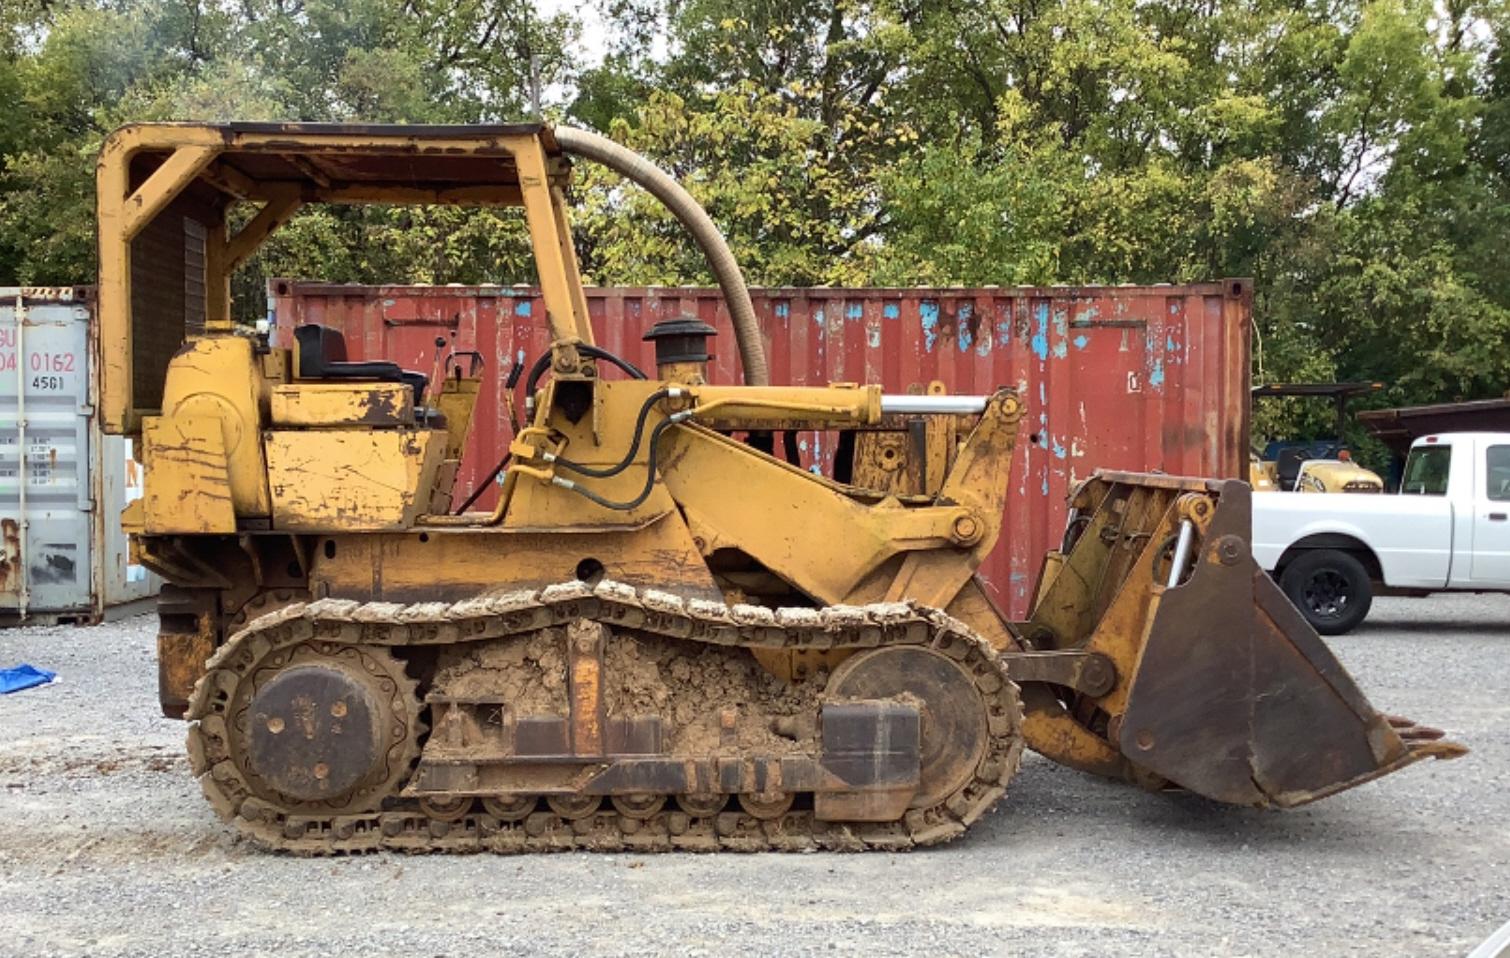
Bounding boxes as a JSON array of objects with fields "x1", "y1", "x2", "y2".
[{"x1": 2, "y1": 0, "x2": 1508, "y2": 436}]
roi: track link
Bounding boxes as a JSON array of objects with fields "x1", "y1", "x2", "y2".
[{"x1": 185, "y1": 580, "x2": 1023, "y2": 855}]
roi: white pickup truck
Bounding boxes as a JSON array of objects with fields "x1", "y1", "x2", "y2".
[{"x1": 1252, "y1": 432, "x2": 1510, "y2": 634}]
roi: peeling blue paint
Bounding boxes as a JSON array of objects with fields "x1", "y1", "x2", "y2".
[
  {"x1": 997, "y1": 321, "x2": 1013, "y2": 344},
  {"x1": 514, "y1": 300, "x2": 532, "y2": 317},
  {"x1": 882, "y1": 303, "x2": 900, "y2": 320},
  {"x1": 813, "y1": 307, "x2": 825, "y2": 339},
  {"x1": 1150, "y1": 359, "x2": 1165, "y2": 388},
  {"x1": 957, "y1": 304, "x2": 973, "y2": 353},
  {"x1": 1052, "y1": 438, "x2": 1067, "y2": 459},
  {"x1": 1030, "y1": 302, "x2": 1050, "y2": 361},
  {"x1": 920, "y1": 301, "x2": 940, "y2": 351},
  {"x1": 846, "y1": 303, "x2": 863, "y2": 320},
  {"x1": 1072, "y1": 334, "x2": 1089, "y2": 351},
  {"x1": 1051, "y1": 308, "x2": 1068, "y2": 359},
  {"x1": 1166, "y1": 335, "x2": 1177, "y2": 352},
  {"x1": 1041, "y1": 476, "x2": 1050, "y2": 495},
  {"x1": 775, "y1": 302, "x2": 790, "y2": 318},
  {"x1": 810, "y1": 465, "x2": 823, "y2": 475},
  {"x1": 866, "y1": 325, "x2": 881, "y2": 348},
  {"x1": 1169, "y1": 303, "x2": 1180, "y2": 315}
]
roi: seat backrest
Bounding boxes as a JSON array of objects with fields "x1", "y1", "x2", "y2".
[
  {"x1": 293, "y1": 324, "x2": 350, "y2": 377},
  {"x1": 1276, "y1": 448, "x2": 1307, "y2": 490}
]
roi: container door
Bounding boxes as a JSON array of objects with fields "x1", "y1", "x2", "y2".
[{"x1": 0, "y1": 292, "x2": 94, "y2": 616}]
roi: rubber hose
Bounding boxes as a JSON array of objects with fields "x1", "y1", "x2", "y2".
[{"x1": 553, "y1": 125, "x2": 771, "y2": 387}]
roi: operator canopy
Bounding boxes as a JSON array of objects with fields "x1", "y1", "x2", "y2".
[{"x1": 97, "y1": 122, "x2": 579, "y2": 434}]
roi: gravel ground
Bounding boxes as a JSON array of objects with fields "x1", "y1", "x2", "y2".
[{"x1": 0, "y1": 591, "x2": 1506, "y2": 957}]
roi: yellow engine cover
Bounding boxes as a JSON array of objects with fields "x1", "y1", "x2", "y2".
[{"x1": 264, "y1": 428, "x2": 443, "y2": 530}]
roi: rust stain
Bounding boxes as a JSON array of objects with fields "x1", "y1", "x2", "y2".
[{"x1": 0, "y1": 517, "x2": 19, "y2": 595}]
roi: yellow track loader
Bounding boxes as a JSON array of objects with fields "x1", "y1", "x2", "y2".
[{"x1": 97, "y1": 122, "x2": 1462, "y2": 853}]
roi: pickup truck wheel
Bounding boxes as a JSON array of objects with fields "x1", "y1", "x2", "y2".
[{"x1": 1279, "y1": 550, "x2": 1373, "y2": 636}]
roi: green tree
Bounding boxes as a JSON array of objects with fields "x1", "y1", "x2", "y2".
[
  {"x1": 0, "y1": 0, "x2": 570, "y2": 302},
  {"x1": 1, "y1": 0, "x2": 1507, "y2": 427}
]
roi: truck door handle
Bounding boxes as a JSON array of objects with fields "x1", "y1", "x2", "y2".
[{"x1": 1491, "y1": 512, "x2": 1508, "y2": 522}]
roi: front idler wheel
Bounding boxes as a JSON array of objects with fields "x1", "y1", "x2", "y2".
[{"x1": 825, "y1": 645, "x2": 990, "y2": 809}]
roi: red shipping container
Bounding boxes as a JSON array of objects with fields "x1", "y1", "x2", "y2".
[{"x1": 269, "y1": 280, "x2": 1251, "y2": 618}]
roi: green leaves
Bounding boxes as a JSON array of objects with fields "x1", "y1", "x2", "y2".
[
  {"x1": 0, "y1": 0, "x2": 567, "y2": 294},
  {"x1": 0, "y1": 0, "x2": 1506, "y2": 427}
]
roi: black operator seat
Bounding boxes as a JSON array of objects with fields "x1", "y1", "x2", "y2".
[
  {"x1": 1275, "y1": 447, "x2": 1308, "y2": 492},
  {"x1": 293, "y1": 324, "x2": 429, "y2": 403}
]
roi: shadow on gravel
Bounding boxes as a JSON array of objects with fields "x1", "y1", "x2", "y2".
[
  {"x1": 989, "y1": 758, "x2": 1381, "y2": 854},
  {"x1": 1124, "y1": 792, "x2": 1360, "y2": 842},
  {"x1": 1364, "y1": 620, "x2": 1510, "y2": 636}
]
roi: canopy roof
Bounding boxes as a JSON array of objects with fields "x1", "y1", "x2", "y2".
[{"x1": 108, "y1": 121, "x2": 569, "y2": 208}]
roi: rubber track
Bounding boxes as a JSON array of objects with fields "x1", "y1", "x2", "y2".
[{"x1": 185, "y1": 580, "x2": 1024, "y2": 855}]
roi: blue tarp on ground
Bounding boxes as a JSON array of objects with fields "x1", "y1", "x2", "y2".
[{"x1": 0, "y1": 664, "x2": 56, "y2": 693}]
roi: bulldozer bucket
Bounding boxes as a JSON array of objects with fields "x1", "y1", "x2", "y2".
[{"x1": 1025, "y1": 471, "x2": 1465, "y2": 808}]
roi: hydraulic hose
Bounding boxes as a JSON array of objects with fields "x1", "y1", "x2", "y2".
[
  {"x1": 554, "y1": 416, "x2": 683, "y2": 512},
  {"x1": 552, "y1": 388, "x2": 675, "y2": 478},
  {"x1": 523, "y1": 343, "x2": 649, "y2": 401},
  {"x1": 554, "y1": 125, "x2": 771, "y2": 387},
  {"x1": 452, "y1": 383, "x2": 665, "y2": 515}
]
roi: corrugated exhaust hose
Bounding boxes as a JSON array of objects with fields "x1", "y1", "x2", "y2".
[{"x1": 554, "y1": 125, "x2": 770, "y2": 387}]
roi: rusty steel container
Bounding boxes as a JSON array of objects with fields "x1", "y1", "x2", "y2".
[
  {"x1": 0, "y1": 288, "x2": 159, "y2": 624},
  {"x1": 269, "y1": 279, "x2": 1251, "y2": 617}
]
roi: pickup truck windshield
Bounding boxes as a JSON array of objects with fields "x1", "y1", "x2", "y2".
[{"x1": 1402, "y1": 445, "x2": 1452, "y2": 495}]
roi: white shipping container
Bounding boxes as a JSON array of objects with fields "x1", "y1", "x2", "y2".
[{"x1": 0, "y1": 287, "x2": 158, "y2": 623}]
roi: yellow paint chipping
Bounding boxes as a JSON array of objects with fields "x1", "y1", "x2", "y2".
[{"x1": 265, "y1": 429, "x2": 443, "y2": 530}]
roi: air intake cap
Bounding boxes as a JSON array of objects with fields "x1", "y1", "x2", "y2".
[{"x1": 643, "y1": 317, "x2": 717, "y2": 366}]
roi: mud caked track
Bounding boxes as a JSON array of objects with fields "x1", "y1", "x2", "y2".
[{"x1": 185, "y1": 580, "x2": 1024, "y2": 854}]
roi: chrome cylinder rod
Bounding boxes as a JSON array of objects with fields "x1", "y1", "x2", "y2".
[
  {"x1": 879, "y1": 395, "x2": 990, "y2": 415},
  {"x1": 1167, "y1": 519, "x2": 1196, "y2": 588}
]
